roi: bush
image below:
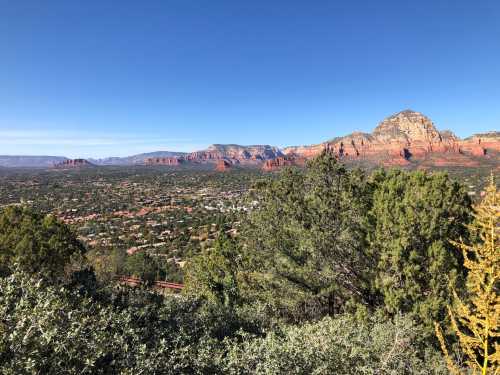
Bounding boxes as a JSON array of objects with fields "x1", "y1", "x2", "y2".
[
  {"x1": 223, "y1": 314, "x2": 449, "y2": 375},
  {"x1": 0, "y1": 270, "x2": 232, "y2": 374}
]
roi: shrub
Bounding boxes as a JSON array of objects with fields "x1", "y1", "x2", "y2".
[{"x1": 223, "y1": 314, "x2": 448, "y2": 374}]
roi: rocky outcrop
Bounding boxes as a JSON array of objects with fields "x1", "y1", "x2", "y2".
[
  {"x1": 145, "y1": 157, "x2": 184, "y2": 166},
  {"x1": 53, "y1": 159, "x2": 95, "y2": 169},
  {"x1": 283, "y1": 110, "x2": 500, "y2": 168},
  {"x1": 188, "y1": 144, "x2": 283, "y2": 164},
  {"x1": 215, "y1": 159, "x2": 232, "y2": 171},
  {"x1": 462, "y1": 132, "x2": 500, "y2": 156},
  {"x1": 262, "y1": 156, "x2": 306, "y2": 171}
]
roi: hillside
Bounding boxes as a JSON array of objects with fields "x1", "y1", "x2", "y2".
[
  {"x1": 89, "y1": 151, "x2": 188, "y2": 166},
  {"x1": 0, "y1": 155, "x2": 68, "y2": 168}
]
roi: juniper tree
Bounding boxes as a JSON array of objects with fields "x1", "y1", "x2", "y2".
[
  {"x1": 0, "y1": 205, "x2": 86, "y2": 279},
  {"x1": 368, "y1": 170, "x2": 472, "y2": 335}
]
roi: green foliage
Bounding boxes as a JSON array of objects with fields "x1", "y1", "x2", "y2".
[
  {"x1": 0, "y1": 270, "x2": 449, "y2": 375},
  {"x1": 0, "y1": 270, "x2": 234, "y2": 374},
  {"x1": 184, "y1": 233, "x2": 240, "y2": 309},
  {"x1": 368, "y1": 170, "x2": 472, "y2": 335},
  {"x1": 0, "y1": 161, "x2": 482, "y2": 373},
  {"x1": 239, "y1": 155, "x2": 472, "y2": 332},
  {"x1": 436, "y1": 179, "x2": 500, "y2": 374},
  {"x1": 240, "y1": 152, "x2": 377, "y2": 320},
  {"x1": 124, "y1": 251, "x2": 162, "y2": 282},
  {"x1": 0, "y1": 205, "x2": 85, "y2": 278},
  {"x1": 223, "y1": 313, "x2": 448, "y2": 374}
]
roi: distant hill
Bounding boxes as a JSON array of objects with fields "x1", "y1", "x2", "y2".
[
  {"x1": 0, "y1": 155, "x2": 68, "y2": 168},
  {"x1": 89, "y1": 151, "x2": 187, "y2": 166}
]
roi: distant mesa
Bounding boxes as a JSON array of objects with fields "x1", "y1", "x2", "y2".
[
  {"x1": 145, "y1": 156, "x2": 184, "y2": 166},
  {"x1": 187, "y1": 144, "x2": 283, "y2": 164},
  {"x1": 89, "y1": 151, "x2": 187, "y2": 166},
  {"x1": 53, "y1": 159, "x2": 95, "y2": 169},
  {"x1": 140, "y1": 144, "x2": 284, "y2": 169}
]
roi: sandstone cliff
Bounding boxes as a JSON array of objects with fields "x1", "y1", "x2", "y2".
[
  {"x1": 188, "y1": 144, "x2": 283, "y2": 164},
  {"x1": 281, "y1": 110, "x2": 499, "y2": 168},
  {"x1": 262, "y1": 156, "x2": 306, "y2": 171},
  {"x1": 215, "y1": 159, "x2": 232, "y2": 171},
  {"x1": 145, "y1": 157, "x2": 184, "y2": 166}
]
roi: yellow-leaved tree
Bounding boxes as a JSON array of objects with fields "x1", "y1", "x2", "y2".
[{"x1": 435, "y1": 178, "x2": 499, "y2": 375}]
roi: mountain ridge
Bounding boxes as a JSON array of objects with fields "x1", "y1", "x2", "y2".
[
  {"x1": 283, "y1": 110, "x2": 499, "y2": 168},
  {"x1": 1, "y1": 110, "x2": 498, "y2": 169}
]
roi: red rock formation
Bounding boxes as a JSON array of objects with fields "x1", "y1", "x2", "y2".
[
  {"x1": 145, "y1": 157, "x2": 184, "y2": 166},
  {"x1": 187, "y1": 144, "x2": 282, "y2": 165},
  {"x1": 215, "y1": 159, "x2": 232, "y2": 171},
  {"x1": 262, "y1": 155, "x2": 306, "y2": 171},
  {"x1": 469, "y1": 146, "x2": 486, "y2": 157},
  {"x1": 283, "y1": 110, "x2": 500, "y2": 168},
  {"x1": 53, "y1": 159, "x2": 94, "y2": 169}
]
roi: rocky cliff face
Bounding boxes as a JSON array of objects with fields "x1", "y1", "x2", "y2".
[
  {"x1": 373, "y1": 110, "x2": 442, "y2": 143},
  {"x1": 188, "y1": 144, "x2": 283, "y2": 164},
  {"x1": 145, "y1": 157, "x2": 184, "y2": 166},
  {"x1": 53, "y1": 159, "x2": 95, "y2": 169},
  {"x1": 281, "y1": 110, "x2": 499, "y2": 168},
  {"x1": 215, "y1": 159, "x2": 232, "y2": 171},
  {"x1": 262, "y1": 156, "x2": 306, "y2": 171}
]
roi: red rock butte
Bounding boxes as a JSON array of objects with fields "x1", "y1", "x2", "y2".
[
  {"x1": 53, "y1": 159, "x2": 95, "y2": 169},
  {"x1": 263, "y1": 156, "x2": 306, "y2": 171}
]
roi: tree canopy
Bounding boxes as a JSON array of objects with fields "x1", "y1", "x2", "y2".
[
  {"x1": 240, "y1": 152, "x2": 376, "y2": 320},
  {"x1": 238, "y1": 152, "x2": 472, "y2": 329},
  {"x1": 368, "y1": 169, "x2": 472, "y2": 335},
  {"x1": 0, "y1": 206, "x2": 86, "y2": 278}
]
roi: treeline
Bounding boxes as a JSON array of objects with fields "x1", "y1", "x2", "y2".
[{"x1": 0, "y1": 152, "x2": 498, "y2": 374}]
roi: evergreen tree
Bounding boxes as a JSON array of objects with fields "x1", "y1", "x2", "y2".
[
  {"x1": 241, "y1": 151, "x2": 376, "y2": 320},
  {"x1": 435, "y1": 178, "x2": 499, "y2": 375},
  {"x1": 124, "y1": 251, "x2": 163, "y2": 283},
  {"x1": 184, "y1": 232, "x2": 240, "y2": 309},
  {"x1": 0, "y1": 206, "x2": 86, "y2": 279},
  {"x1": 368, "y1": 170, "x2": 472, "y2": 335}
]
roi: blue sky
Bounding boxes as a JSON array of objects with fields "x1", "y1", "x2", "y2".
[{"x1": 1, "y1": 0, "x2": 499, "y2": 158}]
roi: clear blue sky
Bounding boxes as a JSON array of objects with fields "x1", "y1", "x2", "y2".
[{"x1": 1, "y1": 0, "x2": 499, "y2": 158}]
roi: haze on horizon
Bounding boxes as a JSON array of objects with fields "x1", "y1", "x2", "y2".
[{"x1": 1, "y1": 0, "x2": 499, "y2": 158}]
